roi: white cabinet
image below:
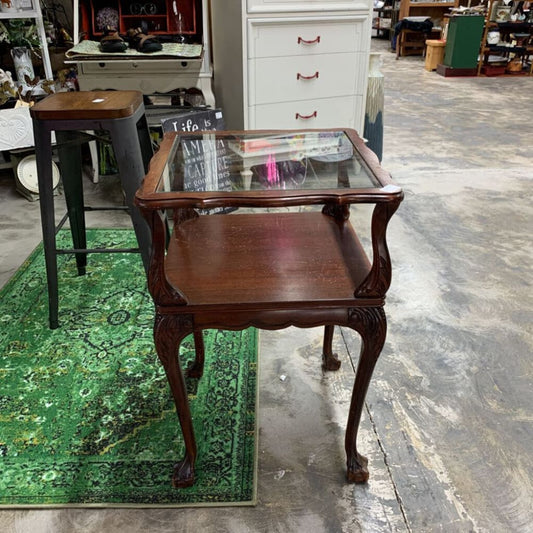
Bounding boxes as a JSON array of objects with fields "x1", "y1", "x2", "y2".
[
  {"x1": 71, "y1": 0, "x2": 214, "y2": 106},
  {"x1": 210, "y1": 0, "x2": 372, "y2": 132}
]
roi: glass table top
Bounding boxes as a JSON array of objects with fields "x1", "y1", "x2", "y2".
[{"x1": 155, "y1": 130, "x2": 384, "y2": 195}]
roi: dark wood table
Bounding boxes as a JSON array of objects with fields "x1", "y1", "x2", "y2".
[{"x1": 135, "y1": 129, "x2": 403, "y2": 488}]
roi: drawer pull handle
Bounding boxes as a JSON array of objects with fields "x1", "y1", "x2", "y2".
[
  {"x1": 298, "y1": 36, "x2": 320, "y2": 45},
  {"x1": 295, "y1": 111, "x2": 317, "y2": 120},
  {"x1": 297, "y1": 71, "x2": 319, "y2": 80}
]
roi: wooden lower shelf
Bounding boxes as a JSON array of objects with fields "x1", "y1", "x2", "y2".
[{"x1": 165, "y1": 211, "x2": 371, "y2": 307}]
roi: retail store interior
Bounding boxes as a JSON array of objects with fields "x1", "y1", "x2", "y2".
[{"x1": 0, "y1": 1, "x2": 532, "y2": 531}]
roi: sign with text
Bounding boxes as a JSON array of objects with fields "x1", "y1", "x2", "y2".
[
  {"x1": 161, "y1": 109, "x2": 225, "y2": 135},
  {"x1": 162, "y1": 109, "x2": 232, "y2": 214}
]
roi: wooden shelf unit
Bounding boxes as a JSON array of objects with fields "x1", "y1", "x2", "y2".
[
  {"x1": 477, "y1": 0, "x2": 533, "y2": 76},
  {"x1": 80, "y1": 0, "x2": 199, "y2": 39},
  {"x1": 372, "y1": 2, "x2": 400, "y2": 39},
  {"x1": 398, "y1": 0, "x2": 459, "y2": 28},
  {"x1": 395, "y1": 0, "x2": 458, "y2": 57}
]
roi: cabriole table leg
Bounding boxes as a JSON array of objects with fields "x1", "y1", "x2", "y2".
[
  {"x1": 345, "y1": 307, "x2": 387, "y2": 483},
  {"x1": 154, "y1": 313, "x2": 197, "y2": 488}
]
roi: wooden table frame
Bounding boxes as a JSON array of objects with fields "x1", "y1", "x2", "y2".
[{"x1": 135, "y1": 128, "x2": 403, "y2": 488}]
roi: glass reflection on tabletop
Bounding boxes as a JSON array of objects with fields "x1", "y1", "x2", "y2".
[{"x1": 157, "y1": 131, "x2": 380, "y2": 195}]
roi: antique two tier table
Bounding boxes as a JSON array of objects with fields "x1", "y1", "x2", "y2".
[{"x1": 135, "y1": 128, "x2": 403, "y2": 488}]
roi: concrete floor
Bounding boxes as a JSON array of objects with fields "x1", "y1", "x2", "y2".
[{"x1": 1, "y1": 39, "x2": 532, "y2": 532}]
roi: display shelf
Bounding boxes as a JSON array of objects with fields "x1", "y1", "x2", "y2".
[
  {"x1": 403, "y1": 2, "x2": 455, "y2": 8},
  {"x1": 70, "y1": 0, "x2": 213, "y2": 107},
  {"x1": 80, "y1": 0, "x2": 198, "y2": 40},
  {"x1": 398, "y1": 0, "x2": 458, "y2": 27},
  {"x1": 0, "y1": 1, "x2": 53, "y2": 81},
  {"x1": 372, "y1": 3, "x2": 399, "y2": 39},
  {"x1": 0, "y1": 11, "x2": 38, "y2": 19},
  {"x1": 477, "y1": 0, "x2": 533, "y2": 76},
  {"x1": 395, "y1": 0, "x2": 458, "y2": 57}
]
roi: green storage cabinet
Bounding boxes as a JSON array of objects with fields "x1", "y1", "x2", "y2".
[{"x1": 444, "y1": 15, "x2": 485, "y2": 69}]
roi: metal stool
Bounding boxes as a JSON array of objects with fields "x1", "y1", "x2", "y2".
[{"x1": 31, "y1": 90, "x2": 153, "y2": 329}]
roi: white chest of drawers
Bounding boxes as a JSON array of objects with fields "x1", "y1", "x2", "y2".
[{"x1": 210, "y1": 0, "x2": 372, "y2": 132}]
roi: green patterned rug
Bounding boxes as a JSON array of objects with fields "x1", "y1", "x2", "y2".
[{"x1": 0, "y1": 229, "x2": 258, "y2": 508}]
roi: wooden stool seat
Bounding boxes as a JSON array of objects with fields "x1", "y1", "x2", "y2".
[
  {"x1": 31, "y1": 90, "x2": 153, "y2": 329},
  {"x1": 31, "y1": 91, "x2": 144, "y2": 121},
  {"x1": 425, "y1": 39, "x2": 446, "y2": 71}
]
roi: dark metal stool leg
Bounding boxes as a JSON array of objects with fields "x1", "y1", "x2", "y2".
[
  {"x1": 31, "y1": 91, "x2": 152, "y2": 329},
  {"x1": 56, "y1": 131, "x2": 87, "y2": 276},
  {"x1": 108, "y1": 118, "x2": 152, "y2": 273},
  {"x1": 33, "y1": 120, "x2": 60, "y2": 329},
  {"x1": 136, "y1": 114, "x2": 153, "y2": 172}
]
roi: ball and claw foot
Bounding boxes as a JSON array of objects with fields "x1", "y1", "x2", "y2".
[
  {"x1": 346, "y1": 452, "x2": 369, "y2": 483},
  {"x1": 187, "y1": 360, "x2": 204, "y2": 379},
  {"x1": 172, "y1": 458, "x2": 195, "y2": 488},
  {"x1": 322, "y1": 350, "x2": 342, "y2": 371}
]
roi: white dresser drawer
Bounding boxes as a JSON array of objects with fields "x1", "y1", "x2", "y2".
[
  {"x1": 249, "y1": 53, "x2": 366, "y2": 105},
  {"x1": 248, "y1": 16, "x2": 367, "y2": 58},
  {"x1": 247, "y1": 0, "x2": 369, "y2": 14},
  {"x1": 79, "y1": 59, "x2": 202, "y2": 74},
  {"x1": 249, "y1": 95, "x2": 364, "y2": 130}
]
